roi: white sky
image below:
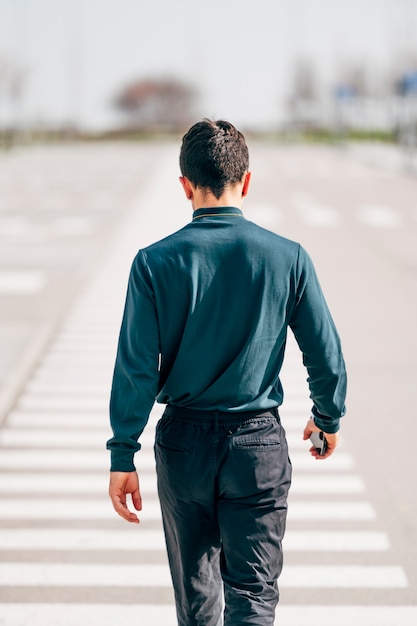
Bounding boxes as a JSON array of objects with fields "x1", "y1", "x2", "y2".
[{"x1": 0, "y1": 0, "x2": 416, "y2": 130}]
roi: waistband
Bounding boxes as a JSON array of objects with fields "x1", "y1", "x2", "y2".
[{"x1": 164, "y1": 405, "x2": 279, "y2": 423}]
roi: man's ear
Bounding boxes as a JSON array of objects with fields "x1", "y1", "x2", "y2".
[
  {"x1": 241, "y1": 172, "x2": 252, "y2": 198},
  {"x1": 179, "y1": 176, "x2": 193, "y2": 200}
]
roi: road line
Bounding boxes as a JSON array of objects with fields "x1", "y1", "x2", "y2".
[
  {"x1": 0, "y1": 429, "x2": 108, "y2": 447},
  {"x1": 0, "y1": 270, "x2": 47, "y2": 294},
  {"x1": 277, "y1": 605, "x2": 417, "y2": 626},
  {"x1": 0, "y1": 604, "x2": 178, "y2": 625},
  {"x1": 0, "y1": 473, "x2": 157, "y2": 494},
  {"x1": 0, "y1": 472, "x2": 363, "y2": 496},
  {"x1": 287, "y1": 501, "x2": 376, "y2": 520},
  {"x1": 5, "y1": 411, "x2": 161, "y2": 431},
  {"x1": 0, "y1": 529, "x2": 389, "y2": 552},
  {"x1": 291, "y1": 191, "x2": 341, "y2": 227},
  {"x1": 358, "y1": 204, "x2": 402, "y2": 228},
  {"x1": 2, "y1": 604, "x2": 417, "y2": 626},
  {"x1": 280, "y1": 565, "x2": 408, "y2": 588},
  {"x1": 0, "y1": 449, "x2": 354, "y2": 471},
  {"x1": 0, "y1": 449, "x2": 156, "y2": 469},
  {"x1": 0, "y1": 428, "x2": 343, "y2": 455},
  {"x1": 290, "y1": 475, "x2": 364, "y2": 494},
  {"x1": 0, "y1": 498, "x2": 162, "y2": 521},
  {"x1": 245, "y1": 203, "x2": 284, "y2": 227},
  {"x1": 0, "y1": 499, "x2": 375, "y2": 521},
  {"x1": 0, "y1": 563, "x2": 172, "y2": 586},
  {"x1": 0, "y1": 563, "x2": 406, "y2": 588},
  {"x1": 282, "y1": 530, "x2": 389, "y2": 551},
  {"x1": 0, "y1": 528, "x2": 166, "y2": 551},
  {"x1": 18, "y1": 394, "x2": 109, "y2": 414}
]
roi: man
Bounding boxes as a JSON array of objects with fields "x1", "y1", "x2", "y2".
[{"x1": 107, "y1": 119, "x2": 347, "y2": 625}]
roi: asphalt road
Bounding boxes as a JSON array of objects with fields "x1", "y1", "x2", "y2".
[{"x1": 0, "y1": 140, "x2": 416, "y2": 624}]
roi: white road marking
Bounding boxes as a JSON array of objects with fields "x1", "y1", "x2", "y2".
[
  {"x1": 0, "y1": 499, "x2": 375, "y2": 521},
  {"x1": 0, "y1": 450, "x2": 111, "y2": 470},
  {"x1": 0, "y1": 472, "x2": 157, "y2": 494},
  {"x1": 280, "y1": 565, "x2": 408, "y2": 588},
  {"x1": 5, "y1": 411, "x2": 160, "y2": 431},
  {"x1": 283, "y1": 530, "x2": 389, "y2": 551},
  {"x1": 2, "y1": 604, "x2": 417, "y2": 626},
  {"x1": 245, "y1": 204, "x2": 284, "y2": 227},
  {"x1": 0, "y1": 449, "x2": 354, "y2": 471},
  {"x1": 0, "y1": 471, "x2": 364, "y2": 496},
  {"x1": 7, "y1": 404, "x2": 302, "y2": 428},
  {"x1": 290, "y1": 474, "x2": 364, "y2": 494},
  {"x1": 0, "y1": 429, "x2": 109, "y2": 447},
  {"x1": 0, "y1": 428, "x2": 345, "y2": 457},
  {"x1": 358, "y1": 204, "x2": 402, "y2": 228},
  {"x1": 276, "y1": 605, "x2": 417, "y2": 626},
  {"x1": 0, "y1": 270, "x2": 46, "y2": 294},
  {"x1": 287, "y1": 501, "x2": 376, "y2": 521},
  {"x1": 291, "y1": 191, "x2": 341, "y2": 227},
  {"x1": 0, "y1": 563, "x2": 406, "y2": 588},
  {"x1": 15, "y1": 396, "x2": 111, "y2": 411},
  {"x1": 0, "y1": 498, "x2": 162, "y2": 521},
  {"x1": 0, "y1": 563, "x2": 172, "y2": 586},
  {"x1": 0, "y1": 528, "x2": 389, "y2": 552}
]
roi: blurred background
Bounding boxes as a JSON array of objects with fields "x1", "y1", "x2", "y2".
[{"x1": 0, "y1": 0, "x2": 416, "y2": 145}]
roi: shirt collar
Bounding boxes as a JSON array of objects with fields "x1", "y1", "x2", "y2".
[{"x1": 192, "y1": 207, "x2": 244, "y2": 221}]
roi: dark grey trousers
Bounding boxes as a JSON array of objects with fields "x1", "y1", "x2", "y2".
[{"x1": 154, "y1": 406, "x2": 292, "y2": 626}]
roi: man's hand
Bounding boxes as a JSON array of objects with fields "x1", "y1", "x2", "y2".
[
  {"x1": 109, "y1": 471, "x2": 142, "y2": 523},
  {"x1": 303, "y1": 417, "x2": 339, "y2": 460}
]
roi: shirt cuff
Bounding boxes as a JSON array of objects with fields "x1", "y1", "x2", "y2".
[
  {"x1": 109, "y1": 450, "x2": 136, "y2": 473},
  {"x1": 311, "y1": 407, "x2": 340, "y2": 434}
]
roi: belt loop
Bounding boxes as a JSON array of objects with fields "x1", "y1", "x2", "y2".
[{"x1": 214, "y1": 411, "x2": 219, "y2": 433}]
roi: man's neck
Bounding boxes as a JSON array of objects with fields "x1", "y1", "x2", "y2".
[
  {"x1": 191, "y1": 188, "x2": 243, "y2": 212},
  {"x1": 180, "y1": 172, "x2": 251, "y2": 211}
]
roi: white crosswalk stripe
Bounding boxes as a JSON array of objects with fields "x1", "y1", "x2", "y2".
[
  {"x1": 0, "y1": 563, "x2": 408, "y2": 589},
  {"x1": 0, "y1": 529, "x2": 390, "y2": 552},
  {"x1": 358, "y1": 204, "x2": 403, "y2": 228},
  {"x1": 2, "y1": 604, "x2": 417, "y2": 626},
  {"x1": 291, "y1": 191, "x2": 342, "y2": 227}
]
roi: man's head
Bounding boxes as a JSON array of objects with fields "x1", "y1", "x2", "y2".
[{"x1": 179, "y1": 119, "x2": 249, "y2": 200}]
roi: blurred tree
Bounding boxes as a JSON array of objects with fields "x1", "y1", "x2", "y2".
[{"x1": 114, "y1": 78, "x2": 195, "y2": 132}]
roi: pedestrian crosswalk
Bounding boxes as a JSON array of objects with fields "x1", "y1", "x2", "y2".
[
  {"x1": 0, "y1": 288, "x2": 414, "y2": 625},
  {"x1": 1, "y1": 144, "x2": 416, "y2": 625}
]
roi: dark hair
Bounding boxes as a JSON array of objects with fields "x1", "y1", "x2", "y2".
[{"x1": 179, "y1": 119, "x2": 249, "y2": 199}]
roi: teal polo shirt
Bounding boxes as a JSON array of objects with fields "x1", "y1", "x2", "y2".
[{"x1": 107, "y1": 206, "x2": 347, "y2": 471}]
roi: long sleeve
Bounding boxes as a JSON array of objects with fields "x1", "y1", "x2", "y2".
[
  {"x1": 107, "y1": 251, "x2": 160, "y2": 471},
  {"x1": 289, "y1": 246, "x2": 347, "y2": 433}
]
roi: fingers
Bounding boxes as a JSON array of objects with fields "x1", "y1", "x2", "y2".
[
  {"x1": 308, "y1": 432, "x2": 339, "y2": 461},
  {"x1": 132, "y1": 488, "x2": 142, "y2": 512},
  {"x1": 302, "y1": 418, "x2": 340, "y2": 460},
  {"x1": 111, "y1": 492, "x2": 140, "y2": 523},
  {"x1": 109, "y1": 471, "x2": 141, "y2": 524},
  {"x1": 308, "y1": 444, "x2": 333, "y2": 460}
]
